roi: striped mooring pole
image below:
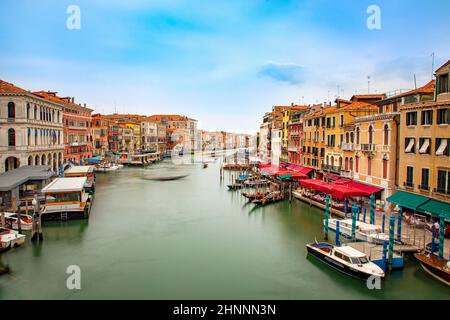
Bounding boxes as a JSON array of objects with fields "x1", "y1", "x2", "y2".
[
  {"x1": 324, "y1": 195, "x2": 330, "y2": 240},
  {"x1": 370, "y1": 194, "x2": 375, "y2": 225},
  {"x1": 388, "y1": 216, "x2": 395, "y2": 272},
  {"x1": 363, "y1": 207, "x2": 367, "y2": 223},
  {"x1": 382, "y1": 240, "x2": 388, "y2": 272},
  {"x1": 351, "y1": 209, "x2": 357, "y2": 240},
  {"x1": 382, "y1": 213, "x2": 386, "y2": 233},
  {"x1": 357, "y1": 207, "x2": 360, "y2": 222},
  {"x1": 344, "y1": 198, "x2": 348, "y2": 219},
  {"x1": 397, "y1": 207, "x2": 403, "y2": 243},
  {"x1": 439, "y1": 213, "x2": 445, "y2": 259},
  {"x1": 335, "y1": 220, "x2": 341, "y2": 247}
]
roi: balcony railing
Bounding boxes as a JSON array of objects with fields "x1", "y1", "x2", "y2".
[
  {"x1": 361, "y1": 143, "x2": 376, "y2": 152},
  {"x1": 322, "y1": 164, "x2": 342, "y2": 173},
  {"x1": 340, "y1": 170, "x2": 353, "y2": 178},
  {"x1": 341, "y1": 143, "x2": 354, "y2": 151}
]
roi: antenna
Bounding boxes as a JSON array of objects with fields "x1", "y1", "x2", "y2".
[
  {"x1": 414, "y1": 74, "x2": 417, "y2": 89},
  {"x1": 431, "y1": 52, "x2": 435, "y2": 80}
]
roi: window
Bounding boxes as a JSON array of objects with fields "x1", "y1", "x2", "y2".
[
  {"x1": 419, "y1": 138, "x2": 431, "y2": 154},
  {"x1": 355, "y1": 156, "x2": 359, "y2": 173},
  {"x1": 435, "y1": 138, "x2": 449, "y2": 156},
  {"x1": 421, "y1": 168, "x2": 429, "y2": 190},
  {"x1": 356, "y1": 127, "x2": 360, "y2": 144},
  {"x1": 405, "y1": 137, "x2": 415, "y2": 153},
  {"x1": 436, "y1": 170, "x2": 449, "y2": 194},
  {"x1": 437, "y1": 73, "x2": 449, "y2": 95},
  {"x1": 7, "y1": 102, "x2": 15, "y2": 118},
  {"x1": 8, "y1": 128, "x2": 15, "y2": 146},
  {"x1": 406, "y1": 112, "x2": 417, "y2": 126},
  {"x1": 421, "y1": 110, "x2": 433, "y2": 125},
  {"x1": 383, "y1": 124, "x2": 389, "y2": 145},
  {"x1": 367, "y1": 157, "x2": 372, "y2": 176},
  {"x1": 406, "y1": 166, "x2": 414, "y2": 187},
  {"x1": 340, "y1": 115, "x2": 344, "y2": 126},
  {"x1": 382, "y1": 159, "x2": 388, "y2": 179},
  {"x1": 27, "y1": 103, "x2": 30, "y2": 119},
  {"x1": 437, "y1": 109, "x2": 449, "y2": 125},
  {"x1": 368, "y1": 126, "x2": 374, "y2": 144}
]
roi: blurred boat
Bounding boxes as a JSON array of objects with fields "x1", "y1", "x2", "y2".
[{"x1": 414, "y1": 252, "x2": 450, "y2": 286}]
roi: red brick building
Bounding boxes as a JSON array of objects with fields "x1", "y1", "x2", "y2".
[{"x1": 33, "y1": 92, "x2": 93, "y2": 163}]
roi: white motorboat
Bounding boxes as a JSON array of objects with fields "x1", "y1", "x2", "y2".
[
  {"x1": 306, "y1": 242, "x2": 385, "y2": 280},
  {"x1": 324, "y1": 218, "x2": 389, "y2": 244},
  {"x1": 3, "y1": 212, "x2": 33, "y2": 231},
  {"x1": 96, "y1": 163, "x2": 120, "y2": 172},
  {"x1": 0, "y1": 227, "x2": 26, "y2": 249}
]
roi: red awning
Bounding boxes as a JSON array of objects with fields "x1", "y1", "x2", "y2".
[
  {"x1": 285, "y1": 164, "x2": 314, "y2": 175},
  {"x1": 334, "y1": 179, "x2": 383, "y2": 196},
  {"x1": 257, "y1": 163, "x2": 271, "y2": 168},
  {"x1": 300, "y1": 179, "x2": 333, "y2": 193},
  {"x1": 330, "y1": 184, "x2": 368, "y2": 200}
]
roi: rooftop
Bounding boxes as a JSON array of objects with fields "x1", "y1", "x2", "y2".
[
  {"x1": 0, "y1": 166, "x2": 54, "y2": 192},
  {"x1": 64, "y1": 166, "x2": 95, "y2": 175}
]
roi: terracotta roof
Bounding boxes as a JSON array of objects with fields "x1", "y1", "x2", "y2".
[
  {"x1": 435, "y1": 60, "x2": 450, "y2": 74},
  {"x1": 339, "y1": 101, "x2": 378, "y2": 111},
  {"x1": 350, "y1": 94, "x2": 385, "y2": 101},
  {"x1": 146, "y1": 114, "x2": 196, "y2": 122},
  {"x1": 33, "y1": 91, "x2": 93, "y2": 111},
  {"x1": 0, "y1": 80, "x2": 30, "y2": 94},
  {"x1": 383, "y1": 80, "x2": 435, "y2": 101}
]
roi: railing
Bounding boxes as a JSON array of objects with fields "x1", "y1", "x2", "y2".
[
  {"x1": 322, "y1": 164, "x2": 342, "y2": 172},
  {"x1": 361, "y1": 143, "x2": 376, "y2": 152},
  {"x1": 340, "y1": 170, "x2": 354, "y2": 179},
  {"x1": 69, "y1": 142, "x2": 88, "y2": 146},
  {"x1": 341, "y1": 143, "x2": 354, "y2": 151}
]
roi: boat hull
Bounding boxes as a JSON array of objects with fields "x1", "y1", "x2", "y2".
[
  {"x1": 414, "y1": 253, "x2": 450, "y2": 286},
  {"x1": 306, "y1": 245, "x2": 378, "y2": 280}
]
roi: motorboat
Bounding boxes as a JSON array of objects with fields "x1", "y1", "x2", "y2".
[
  {"x1": 414, "y1": 252, "x2": 449, "y2": 286},
  {"x1": 96, "y1": 163, "x2": 120, "y2": 172},
  {"x1": 3, "y1": 212, "x2": 33, "y2": 231},
  {"x1": 306, "y1": 241, "x2": 385, "y2": 280},
  {"x1": 142, "y1": 174, "x2": 189, "y2": 181},
  {"x1": 0, "y1": 227, "x2": 26, "y2": 249},
  {"x1": 324, "y1": 218, "x2": 389, "y2": 244}
]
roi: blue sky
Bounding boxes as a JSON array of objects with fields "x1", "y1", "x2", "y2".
[{"x1": 1, "y1": 0, "x2": 449, "y2": 132}]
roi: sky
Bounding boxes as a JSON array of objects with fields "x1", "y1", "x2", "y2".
[{"x1": 1, "y1": 0, "x2": 449, "y2": 133}]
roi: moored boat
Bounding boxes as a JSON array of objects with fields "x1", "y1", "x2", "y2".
[
  {"x1": 227, "y1": 183, "x2": 243, "y2": 190},
  {"x1": 325, "y1": 218, "x2": 389, "y2": 244},
  {"x1": 306, "y1": 241, "x2": 385, "y2": 280},
  {"x1": 242, "y1": 192, "x2": 267, "y2": 201},
  {"x1": 0, "y1": 227, "x2": 26, "y2": 249},
  {"x1": 414, "y1": 252, "x2": 450, "y2": 286},
  {"x1": 3, "y1": 212, "x2": 33, "y2": 231}
]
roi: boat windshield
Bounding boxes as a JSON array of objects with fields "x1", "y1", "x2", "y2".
[
  {"x1": 359, "y1": 256, "x2": 369, "y2": 264},
  {"x1": 350, "y1": 256, "x2": 369, "y2": 264}
]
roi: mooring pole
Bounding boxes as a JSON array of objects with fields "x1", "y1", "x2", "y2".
[
  {"x1": 324, "y1": 195, "x2": 330, "y2": 240},
  {"x1": 382, "y1": 213, "x2": 386, "y2": 234},
  {"x1": 335, "y1": 220, "x2": 341, "y2": 247},
  {"x1": 397, "y1": 207, "x2": 402, "y2": 243},
  {"x1": 363, "y1": 207, "x2": 367, "y2": 223},
  {"x1": 388, "y1": 216, "x2": 395, "y2": 273},
  {"x1": 439, "y1": 213, "x2": 445, "y2": 259},
  {"x1": 382, "y1": 240, "x2": 388, "y2": 272}
]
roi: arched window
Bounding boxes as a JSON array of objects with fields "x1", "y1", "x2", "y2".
[
  {"x1": 339, "y1": 156, "x2": 343, "y2": 169},
  {"x1": 383, "y1": 124, "x2": 389, "y2": 145},
  {"x1": 349, "y1": 157, "x2": 353, "y2": 171},
  {"x1": 41, "y1": 154, "x2": 46, "y2": 165},
  {"x1": 356, "y1": 127, "x2": 360, "y2": 144},
  {"x1": 368, "y1": 126, "x2": 374, "y2": 144},
  {"x1": 27, "y1": 103, "x2": 30, "y2": 119},
  {"x1": 331, "y1": 156, "x2": 334, "y2": 167},
  {"x1": 345, "y1": 132, "x2": 349, "y2": 143},
  {"x1": 350, "y1": 132, "x2": 354, "y2": 143},
  {"x1": 345, "y1": 157, "x2": 349, "y2": 171},
  {"x1": 382, "y1": 159, "x2": 388, "y2": 179},
  {"x1": 34, "y1": 105, "x2": 37, "y2": 119},
  {"x1": 8, "y1": 102, "x2": 15, "y2": 118},
  {"x1": 367, "y1": 157, "x2": 372, "y2": 176},
  {"x1": 355, "y1": 156, "x2": 359, "y2": 173},
  {"x1": 28, "y1": 156, "x2": 33, "y2": 165},
  {"x1": 8, "y1": 128, "x2": 15, "y2": 146},
  {"x1": 35, "y1": 155, "x2": 39, "y2": 165}
]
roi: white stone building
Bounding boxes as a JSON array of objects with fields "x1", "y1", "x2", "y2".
[
  {"x1": 0, "y1": 80, "x2": 64, "y2": 173},
  {"x1": 140, "y1": 119, "x2": 158, "y2": 151}
]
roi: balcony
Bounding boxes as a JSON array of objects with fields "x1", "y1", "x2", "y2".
[
  {"x1": 340, "y1": 170, "x2": 354, "y2": 179},
  {"x1": 288, "y1": 146, "x2": 301, "y2": 152},
  {"x1": 341, "y1": 143, "x2": 354, "y2": 151},
  {"x1": 69, "y1": 142, "x2": 88, "y2": 147},
  {"x1": 361, "y1": 143, "x2": 376, "y2": 152},
  {"x1": 322, "y1": 164, "x2": 342, "y2": 173}
]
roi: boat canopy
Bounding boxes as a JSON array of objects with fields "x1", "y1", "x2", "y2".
[
  {"x1": 335, "y1": 246, "x2": 367, "y2": 258},
  {"x1": 84, "y1": 158, "x2": 102, "y2": 164},
  {"x1": 42, "y1": 177, "x2": 87, "y2": 193}
]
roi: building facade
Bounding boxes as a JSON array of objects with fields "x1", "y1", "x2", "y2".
[{"x1": 0, "y1": 80, "x2": 64, "y2": 173}]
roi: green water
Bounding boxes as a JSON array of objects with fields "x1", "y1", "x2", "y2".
[{"x1": 0, "y1": 160, "x2": 449, "y2": 299}]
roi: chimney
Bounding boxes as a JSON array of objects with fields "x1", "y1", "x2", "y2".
[{"x1": 72, "y1": 97, "x2": 75, "y2": 103}]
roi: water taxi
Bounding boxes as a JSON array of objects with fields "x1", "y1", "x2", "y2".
[
  {"x1": 0, "y1": 227, "x2": 26, "y2": 250},
  {"x1": 306, "y1": 242, "x2": 385, "y2": 280},
  {"x1": 3, "y1": 212, "x2": 33, "y2": 231},
  {"x1": 41, "y1": 177, "x2": 93, "y2": 220},
  {"x1": 96, "y1": 162, "x2": 120, "y2": 172},
  {"x1": 324, "y1": 218, "x2": 389, "y2": 244},
  {"x1": 414, "y1": 252, "x2": 450, "y2": 286},
  {"x1": 64, "y1": 165, "x2": 96, "y2": 194}
]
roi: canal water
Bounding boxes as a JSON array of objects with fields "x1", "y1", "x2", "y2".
[{"x1": 0, "y1": 160, "x2": 449, "y2": 299}]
